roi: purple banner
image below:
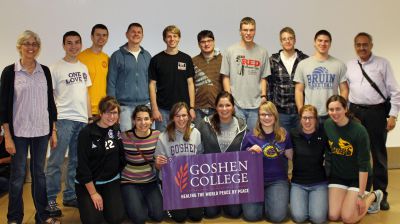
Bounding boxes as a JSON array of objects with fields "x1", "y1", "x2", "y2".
[{"x1": 162, "y1": 151, "x2": 264, "y2": 210}]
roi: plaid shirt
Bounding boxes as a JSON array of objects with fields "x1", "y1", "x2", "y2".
[{"x1": 267, "y1": 49, "x2": 308, "y2": 114}]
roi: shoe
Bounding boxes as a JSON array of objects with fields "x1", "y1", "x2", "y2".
[
  {"x1": 43, "y1": 217, "x2": 61, "y2": 224},
  {"x1": 380, "y1": 198, "x2": 390, "y2": 211},
  {"x1": 367, "y1": 189, "x2": 383, "y2": 214},
  {"x1": 45, "y1": 200, "x2": 62, "y2": 217},
  {"x1": 63, "y1": 198, "x2": 78, "y2": 208}
]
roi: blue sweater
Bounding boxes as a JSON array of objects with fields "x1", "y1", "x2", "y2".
[{"x1": 107, "y1": 44, "x2": 151, "y2": 106}]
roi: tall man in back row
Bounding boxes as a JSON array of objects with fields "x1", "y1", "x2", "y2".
[
  {"x1": 221, "y1": 17, "x2": 270, "y2": 131},
  {"x1": 346, "y1": 32, "x2": 400, "y2": 211},
  {"x1": 294, "y1": 30, "x2": 348, "y2": 123}
]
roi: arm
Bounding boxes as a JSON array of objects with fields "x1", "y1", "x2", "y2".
[
  {"x1": 261, "y1": 78, "x2": 267, "y2": 104},
  {"x1": 149, "y1": 80, "x2": 162, "y2": 122},
  {"x1": 2, "y1": 123, "x2": 15, "y2": 155},
  {"x1": 85, "y1": 181, "x2": 103, "y2": 211},
  {"x1": 284, "y1": 148, "x2": 293, "y2": 160},
  {"x1": 295, "y1": 83, "x2": 305, "y2": 113},
  {"x1": 106, "y1": 54, "x2": 118, "y2": 97},
  {"x1": 339, "y1": 81, "x2": 349, "y2": 100},
  {"x1": 87, "y1": 90, "x2": 92, "y2": 118},
  {"x1": 222, "y1": 75, "x2": 231, "y2": 93},
  {"x1": 187, "y1": 77, "x2": 196, "y2": 120},
  {"x1": 357, "y1": 171, "x2": 369, "y2": 214},
  {"x1": 50, "y1": 122, "x2": 57, "y2": 149}
]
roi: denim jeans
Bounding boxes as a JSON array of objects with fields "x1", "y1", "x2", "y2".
[
  {"x1": 194, "y1": 108, "x2": 216, "y2": 126},
  {"x1": 235, "y1": 106, "x2": 258, "y2": 132},
  {"x1": 243, "y1": 180, "x2": 289, "y2": 222},
  {"x1": 8, "y1": 135, "x2": 49, "y2": 224},
  {"x1": 290, "y1": 182, "x2": 328, "y2": 224},
  {"x1": 204, "y1": 204, "x2": 242, "y2": 218},
  {"x1": 121, "y1": 182, "x2": 164, "y2": 224},
  {"x1": 279, "y1": 113, "x2": 298, "y2": 132},
  {"x1": 46, "y1": 119, "x2": 86, "y2": 202},
  {"x1": 155, "y1": 108, "x2": 170, "y2": 132},
  {"x1": 119, "y1": 105, "x2": 136, "y2": 132}
]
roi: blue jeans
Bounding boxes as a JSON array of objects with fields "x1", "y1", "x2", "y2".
[
  {"x1": 194, "y1": 108, "x2": 216, "y2": 126},
  {"x1": 235, "y1": 106, "x2": 258, "y2": 132},
  {"x1": 242, "y1": 180, "x2": 289, "y2": 222},
  {"x1": 279, "y1": 113, "x2": 298, "y2": 132},
  {"x1": 121, "y1": 182, "x2": 164, "y2": 224},
  {"x1": 46, "y1": 119, "x2": 86, "y2": 202},
  {"x1": 119, "y1": 105, "x2": 136, "y2": 132},
  {"x1": 155, "y1": 108, "x2": 170, "y2": 132},
  {"x1": 290, "y1": 182, "x2": 328, "y2": 224},
  {"x1": 8, "y1": 135, "x2": 49, "y2": 224},
  {"x1": 204, "y1": 204, "x2": 242, "y2": 218}
]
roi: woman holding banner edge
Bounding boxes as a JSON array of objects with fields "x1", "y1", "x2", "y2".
[
  {"x1": 197, "y1": 91, "x2": 246, "y2": 218},
  {"x1": 241, "y1": 101, "x2": 293, "y2": 222},
  {"x1": 155, "y1": 102, "x2": 204, "y2": 223}
]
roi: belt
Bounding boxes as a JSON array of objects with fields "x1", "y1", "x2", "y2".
[{"x1": 350, "y1": 102, "x2": 385, "y2": 110}]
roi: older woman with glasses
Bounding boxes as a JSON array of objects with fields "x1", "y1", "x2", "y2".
[{"x1": 0, "y1": 30, "x2": 58, "y2": 224}]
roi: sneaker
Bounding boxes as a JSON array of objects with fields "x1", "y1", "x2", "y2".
[
  {"x1": 368, "y1": 189, "x2": 383, "y2": 214},
  {"x1": 46, "y1": 200, "x2": 62, "y2": 217},
  {"x1": 63, "y1": 198, "x2": 78, "y2": 207}
]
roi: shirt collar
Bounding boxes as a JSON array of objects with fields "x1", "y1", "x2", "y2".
[{"x1": 14, "y1": 60, "x2": 43, "y2": 74}]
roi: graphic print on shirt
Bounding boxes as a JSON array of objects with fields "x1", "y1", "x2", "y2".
[
  {"x1": 170, "y1": 143, "x2": 197, "y2": 156},
  {"x1": 65, "y1": 71, "x2": 88, "y2": 85},
  {"x1": 178, "y1": 62, "x2": 187, "y2": 70},
  {"x1": 235, "y1": 55, "x2": 261, "y2": 76},
  {"x1": 306, "y1": 66, "x2": 336, "y2": 89},
  {"x1": 262, "y1": 142, "x2": 283, "y2": 159},
  {"x1": 194, "y1": 66, "x2": 213, "y2": 91},
  {"x1": 328, "y1": 138, "x2": 353, "y2": 156}
]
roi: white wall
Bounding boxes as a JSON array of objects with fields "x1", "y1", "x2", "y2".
[{"x1": 1, "y1": 0, "x2": 399, "y2": 146}]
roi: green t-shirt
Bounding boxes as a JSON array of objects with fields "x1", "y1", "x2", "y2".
[{"x1": 324, "y1": 118, "x2": 371, "y2": 179}]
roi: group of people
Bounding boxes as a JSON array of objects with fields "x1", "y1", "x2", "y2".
[{"x1": 0, "y1": 15, "x2": 399, "y2": 224}]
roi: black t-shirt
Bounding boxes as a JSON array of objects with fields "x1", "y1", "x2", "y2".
[{"x1": 149, "y1": 51, "x2": 194, "y2": 110}]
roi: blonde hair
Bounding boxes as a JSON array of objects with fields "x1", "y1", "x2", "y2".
[
  {"x1": 163, "y1": 25, "x2": 181, "y2": 40},
  {"x1": 16, "y1": 30, "x2": 41, "y2": 56},
  {"x1": 253, "y1": 101, "x2": 286, "y2": 142}
]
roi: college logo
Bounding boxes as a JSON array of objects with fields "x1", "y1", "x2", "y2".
[
  {"x1": 174, "y1": 163, "x2": 189, "y2": 193},
  {"x1": 262, "y1": 144, "x2": 282, "y2": 158},
  {"x1": 102, "y1": 61, "x2": 108, "y2": 68},
  {"x1": 329, "y1": 138, "x2": 353, "y2": 156}
]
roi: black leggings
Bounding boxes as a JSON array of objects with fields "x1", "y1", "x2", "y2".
[{"x1": 76, "y1": 180, "x2": 125, "y2": 224}]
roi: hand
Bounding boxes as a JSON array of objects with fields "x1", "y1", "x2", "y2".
[
  {"x1": 50, "y1": 131, "x2": 58, "y2": 149},
  {"x1": 260, "y1": 96, "x2": 267, "y2": 104},
  {"x1": 248, "y1": 145, "x2": 263, "y2": 154},
  {"x1": 190, "y1": 108, "x2": 196, "y2": 121},
  {"x1": 153, "y1": 109, "x2": 162, "y2": 122},
  {"x1": 5, "y1": 136, "x2": 16, "y2": 155},
  {"x1": 155, "y1": 155, "x2": 167, "y2": 169},
  {"x1": 357, "y1": 197, "x2": 366, "y2": 215},
  {"x1": 387, "y1": 116, "x2": 396, "y2": 131},
  {"x1": 90, "y1": 192, "x2": 103, "y2": 211}
]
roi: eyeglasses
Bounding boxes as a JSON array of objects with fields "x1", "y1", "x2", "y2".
[
  {"x1": 259, "y1": 113, "x2": 274, "y2": 118},
  {"x1": 104, "y1": 111, "x2": 119, "y2": 116},
  {"x1": 281, "y1": 37, "x2": 294, "y2": 42},
  {"x1": 22, "y1": 42, "x2": 39, "y2": 48},
  {"x1": 199, "y1": 39, "x2": 214, "y2": 45},
  {"x1": 355, "y1": 43, "x2": 370, "y2": 49},
  {"x1": 301, "y1": 116, "x2": 315, "y2": 121}
]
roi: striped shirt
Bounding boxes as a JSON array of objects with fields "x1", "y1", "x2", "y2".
[
  {"x1": 13, "y1": 60, "x2": 49, "y2": 137},
  {"x1": 121, "y1": 129, "x2": 160, "y2": 184}
]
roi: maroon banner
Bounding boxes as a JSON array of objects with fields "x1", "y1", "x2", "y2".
[{"x1": 162, "y1": 151, "x2": 264, "y2": 210}]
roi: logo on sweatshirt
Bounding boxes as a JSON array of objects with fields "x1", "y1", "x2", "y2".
[{"x1": 178, "y1": 62, "x2": 187, "y2": 70}]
